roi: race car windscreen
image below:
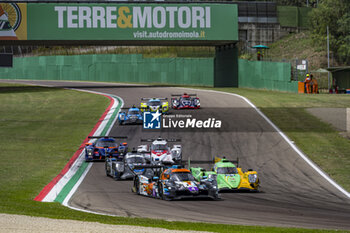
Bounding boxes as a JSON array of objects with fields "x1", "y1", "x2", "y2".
[
  {"x1": 128, "y1": 110, "x2": 140, "y2": 115},
  {"x1": 126, "y1": 157, "x2": 146, "y2": 164},
  {"x1": 170, "y1": 172, "x2": 196, "y2": 182},
  {"x1": 217, "y1": 167, "x2": 238, "y2": 174},
  {"x1": 151, "y1": 144, "x2": 168, "y2": 151},
  {"x1": 181, "y1": 97, "x2": 191, "y2": 101},
  {"x1": 148, "y1": 100, "x2": 161, "y2": 106},
  {"x1": 96, "y1": 139, "x2": 118, "y2": 147}
]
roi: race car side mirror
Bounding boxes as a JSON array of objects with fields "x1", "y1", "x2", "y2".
[
  {"x1": 153, "y1": 176, "x2": 159, "y2": 180},
  {"x1": 85, "y1": 143, "x2": 92, "y2": 146}
]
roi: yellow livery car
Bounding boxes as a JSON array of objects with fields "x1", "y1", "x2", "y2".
[
  {"x1": 190, "y1": 157, "x2": 259, "y2": 192},
  {"x1": 140, "y1": 98, "x2": 169, "y2": 114}
]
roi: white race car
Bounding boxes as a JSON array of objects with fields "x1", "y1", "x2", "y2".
[{"x1": 137, "y1": 137, "x2": 182, "y2": 164}]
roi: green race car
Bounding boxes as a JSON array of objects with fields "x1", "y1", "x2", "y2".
[{"x1": 189, "y1": 157, "x2": 259, "y2": 192}]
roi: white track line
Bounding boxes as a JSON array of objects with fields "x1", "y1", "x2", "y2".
[
  {"x1": 42, "y1": 90, "x2": 121, "y2": 202},
  {"x1": 60, "y1": 91, "x2": 124, "y2": 206}
]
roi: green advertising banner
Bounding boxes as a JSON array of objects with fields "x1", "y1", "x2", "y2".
[{"x1": 24, "y1": 3, "x2": 237, "y2": 41}]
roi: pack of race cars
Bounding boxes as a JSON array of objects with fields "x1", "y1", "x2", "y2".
[
  {"x1": 85, "y1": 93, "x2": 260, "y2": 201},
  {"x1": 117, "y1": 93, "x2": 201, "y2": 125}
]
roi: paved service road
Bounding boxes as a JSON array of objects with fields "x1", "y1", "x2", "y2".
[{"x1": 4, "y1": 80, "x2": 350, "y2": 230}]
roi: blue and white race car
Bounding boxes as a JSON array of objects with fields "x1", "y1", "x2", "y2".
[
  {"x1": 118, "y1": 106, "x2": 143, "y2": 125},
  {"x1": 84, "y1": 136, "x2": 128, "y2": 162}
]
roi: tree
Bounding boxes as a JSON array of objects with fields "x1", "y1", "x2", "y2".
[{"x1": 309, "y1": 0, "x2": 350, "y2": 64}]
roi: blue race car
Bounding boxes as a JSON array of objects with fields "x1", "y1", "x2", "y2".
[
  {"x1": 85, "y1": 136, "x2": 128, "y2": 162},
  {"x1": 118, "y1": 106, "x2": 143, "y2": 125}
]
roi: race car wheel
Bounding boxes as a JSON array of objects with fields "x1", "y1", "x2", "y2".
[
  {"x1": 213, "y1": 193, "x2": 220, "y2": 200},
  {"x1": 113, "y1": 171, "x2": 121, "y2": 181},
  {"x1": 133, "y1": 177, "x2": 140, "y2": 194},
  {"x1": 158, "y1": 183, "x2": 166, "y2": 200},
  {"x1": 105, "y1": 165, "x2": 109, "y2": 177}
]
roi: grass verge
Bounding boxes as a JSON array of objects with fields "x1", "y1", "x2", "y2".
[{"x1": 0, "y1": 82, "x2": 348, "y2": 233}]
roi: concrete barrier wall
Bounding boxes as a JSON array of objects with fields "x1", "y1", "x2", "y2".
[
  {"x1": 0, "y1": 54, "x2": 215, "y2": 86},
  {"x1": 238, "y1": 59, "x2": 298, "y2": 93}
]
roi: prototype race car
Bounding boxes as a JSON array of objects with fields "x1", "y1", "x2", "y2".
[
  {"x1": 84, "y1": 136, "x2": 128, "y2": 162},
  {"x1": 171, "y1": 93, "x2": 200, "y2": 109},
  {"x1": 118, "y1": 106, "x2": 143, "y2": 125},
  {"x1": 105, "y1": 151, "x2": 153, "y2": 180},
  {"x1": 140, "y1": 98, "x2": 169, "y2": 114},
  {"x1": 189, "y1": 157, "x2": 259, "y2": 192},
  {"x1": 137, "y1": 137, "x2": 182, "y2": 164},
  {"x1": 132, "y1": 165, "x2": 219, "y2": 200}
]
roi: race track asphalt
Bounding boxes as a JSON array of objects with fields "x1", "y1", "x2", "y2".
[{"x1": 3, "y1": 80, "x2": 350, "y2": 230}]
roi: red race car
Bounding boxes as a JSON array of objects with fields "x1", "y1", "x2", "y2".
[{"x1": 171, "y1": 93, "x2": 200, "y2": 109}]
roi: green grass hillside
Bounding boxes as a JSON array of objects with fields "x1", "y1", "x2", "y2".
[
  {"x1": 267, "y1": 31, "x2": 330, "y2": 71},
  {"x1": 268, "y1": 30, "x2": 346, "y2": 70},
  {"x1": 264, "y1": 31, "x2": 341, "y2": 90}
]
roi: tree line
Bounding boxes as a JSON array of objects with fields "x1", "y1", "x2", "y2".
[
  {"x1": 310, "y1": 0, "x2": 350, "y2": 64},
  {"x1": 238, "y1": 0, "x2": 349, "y2": 64}
]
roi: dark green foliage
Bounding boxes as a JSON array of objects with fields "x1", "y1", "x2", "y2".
[{"x1": 310, "y1": 0, "x2": 350, "y2": 64}]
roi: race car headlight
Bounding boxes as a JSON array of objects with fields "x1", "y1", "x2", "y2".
[
  {"x1": 87, "y1": 150, "x2": 93, "y2": 156},
  {"x1": 248, "y1": 174, "x2": 258, "y2": 183},
  {"x1": 165, "y1": 181, "x2": 172, "y2": 186},
  {"x1": 119, "y1": 114, "x2": 125, "y2": 120},
  {"x1": 175, "y1": 183, "x2": 185, "y2": 190},
  {"x1": 118, "y1": 147, "x2": 126, "y2": 153},
  {"x1": 172, "y1": 150, "x2": 180, "y2": 158},
  {"x1": 116, "y1": 163, "x2": 124, "y2": 172}
]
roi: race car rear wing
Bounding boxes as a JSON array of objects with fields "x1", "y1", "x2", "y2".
[
  {"x1": 185, "y1": 157, "x2": 239, "y2": 167},
  {"x1": 129, "y1": 164, "x2": 165, "y2": 177},
  {"x1": 141, "y1": 97, "x2": 168, "y2": 100},
  {"x1": 140, "y1": 138, "x2": 181, "y2": 142},
  {"x1": 133, "y1": 165, "x2": 164, "y2": 170},
  {"x1": 88, "y1": 136, "x2": 128, "y2": 139},
  {"x1": 171, "y1": 94, "x2": 197, "y2": 97}
]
